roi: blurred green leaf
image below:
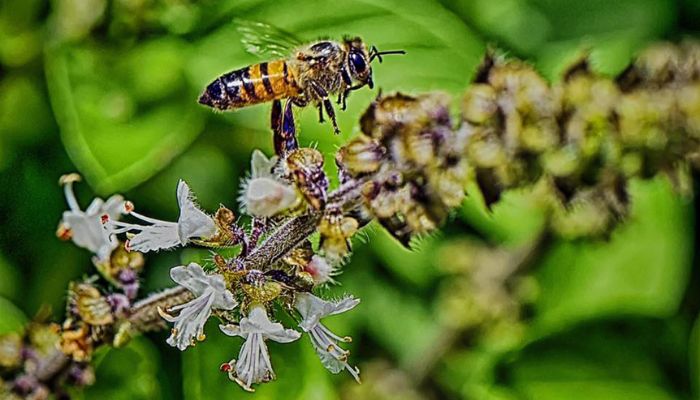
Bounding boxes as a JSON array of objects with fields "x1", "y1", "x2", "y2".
[
  {"x1": 343, "y1": 264, "x2": 441, "y2": 367},
  {"x1": 531, "y1": 178, "x2": 693, "y2": 338},
  {"x1": 45, "y1": 39, "x2": 206, "y2": 194},
  {"x1": 516, "y1": 381, "x2": 676, "y2": 400},
  {"x1": 0, "y1": 296, "x2": 27, "y2": 334},
  {"x1": 690, "y1": 314, "x2": 700, "y2": 398},
  {"x1": 0, "y1": 74, "x2": 52, "y2": 144},
  {"x1": 133, "y1": 143, "x2": 238, "y2": 215},
  {"x1": 0, "y1": 252, "x2": 21, "y2": 301},
  {"x1": 82, "y1": 338, "x2": 163, "y2": 400},
  {"x1": 369, "y1": 225, "x2": 441, "y2": 288},
  {"x1": 510, "y1": 321, "x2": 679, "y2": 399},
  {"x1": 460, "y1": 183, "x2": 549, "y2": 245}
]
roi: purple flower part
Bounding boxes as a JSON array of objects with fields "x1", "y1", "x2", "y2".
[
  {"x1": 12, "y1": 374, "x2": 39, "y2": 396},
  {"x1": 117, "y1": 269, "x2": 140, "y2": 299},
  {"x1": 107, "y1": 293, "x2": 131, "y2": 318}
]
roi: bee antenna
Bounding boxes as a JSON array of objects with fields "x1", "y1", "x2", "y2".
[{"x1": 369, "y1": 45, "x2": 406, "y2": 63}]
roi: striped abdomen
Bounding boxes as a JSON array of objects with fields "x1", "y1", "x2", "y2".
[{"x1": 198, "y1": 60, "x2": 301, "y2": 110}]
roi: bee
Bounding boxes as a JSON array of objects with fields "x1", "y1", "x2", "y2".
[{"x1": 198, "y1": 20, "x2": 405, "y2": 155}]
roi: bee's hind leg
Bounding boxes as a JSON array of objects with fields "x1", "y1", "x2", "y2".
[
  {"x1": 309, "y1": 81, "x2": 340, "y2": 135},
  {"x1": 272, "y1": 99, "x2": 299, "y2": 156}
]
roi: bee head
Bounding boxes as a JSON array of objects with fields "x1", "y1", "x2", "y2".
[
  {"x1": 344, "y1": 37, "x2": 406, "y2": 89},
  {"x1": 344, "y1": 37, "x2": 373, "y2": 87}
]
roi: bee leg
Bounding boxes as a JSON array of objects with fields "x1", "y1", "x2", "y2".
[
  {"x1": 338, "y1": 67, "x2": 352, "y2": 106},
  {"x1": 322, "y1": 99, "x2": 340, "y2": 134},
  {"x1": 341, "y1": 84, "x2": 366, "y2": 110},
  {"x1": 274, "y1": 99, "x2": 299, "y2": 156},
  {"x1": 271, "y1": 99, "x2": 285, "y2": 156},
  {"x1": 309, "y1": 81, "x2": 340, "y2": 134},
  {"x1": 317, "y1": 103, "x2": 325, "y2": 123}
]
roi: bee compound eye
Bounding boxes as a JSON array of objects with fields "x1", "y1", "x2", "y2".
[{"x1": 349, "y1": 52, "x2": 367, "y2": 74}]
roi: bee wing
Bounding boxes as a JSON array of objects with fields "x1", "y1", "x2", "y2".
[{"x1": 235, "y1": 19, "x2": 304, "y2": 59}]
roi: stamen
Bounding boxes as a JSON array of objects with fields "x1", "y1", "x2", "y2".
[
  {"x1": 157, "y1": 306, "x2": 174, "y2": 320},
  {"x1": 128, "y1": 210, "x2": 172, "y2": 225},
  {"x1": 62, "y1": 179, "x2": 81, "y2": 212}
]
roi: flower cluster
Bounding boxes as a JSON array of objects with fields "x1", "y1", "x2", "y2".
[
  {"x1": 461, "y1": 40, "x2": 700, "y2": 237},
  {"x1": 338, "y1": 93, "x2": 470, "y2": 245},
  {"x1": 97, "y1": 149, "x2": 362, "y2": 392},
  {"x1": 0, "y1": 317, "x2": 95, "y2": 399}
]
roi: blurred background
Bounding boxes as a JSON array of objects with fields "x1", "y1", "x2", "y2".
[{"x1": 1, "y1": 0, "x2": 700, "y2": 398}]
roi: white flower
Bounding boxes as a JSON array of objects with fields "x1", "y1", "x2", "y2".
[
  {"x1": 304, "y1": 255, "x2": 337, "y2": 285},
  {"x1": 158, "y1": 263, "x2": 237, "y2": 351},
  {"x1": 294, "y1": 293, "x2": 360, "y2": 382},
  {"x1": 107, "y1": 180, "x2": 216, "y2": 252},
  {"x1": 239, "y1": 149, "x2": 299, "y2": 218},
  {"x1": 219, "y1": 305, "x2": 301, "y2": 392},
  {"x1": 57, "y1": 173, "x2": 124, "y2": 263}
]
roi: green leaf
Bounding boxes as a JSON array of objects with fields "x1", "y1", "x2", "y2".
[
  {"x1": 45, "y1": 38, "x2": 206, "y2": 194},
  {"x1": 530, "y1": 178, "x2": 693, "y2": 338},
  {"x1": 459, "y1": 183, "x2": 550, "y2": 245},
  {"x1": 690, "y1": 314, "x2": 700, "y2": 398},
  {"x1": 369, "y1": 225, "x2": 441, "y2": 287},
  {"x1": 0, "y1": 252, "x2": 21, "y2": 301},
  {"x1": 0, "y1": 296, "x2": 26, "y2": 334},
  {"x1": 342, "y1": 261, "x2": 442, "y2": 367},
  {"x1": 510, "y1": 323, "x2": 679, "y2": 400},
  {"x1": 516, "y1": 381, "x2": 677, "y2": 400},
  {"x1": 82, "y1": 338, "x2": 163, "y2": 400}
]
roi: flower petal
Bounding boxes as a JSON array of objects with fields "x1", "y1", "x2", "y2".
[
  {"x1": 176, "y1": 180, "x2": 216, "y2": 242},
  {"x1": 169, "y1": 263, "x2": 210, "y2": 296},
  {"x1": 250, "y1": 149, "x2": 277, "y2": 178},
  {"x1": 295, "y1": 293, "x2": 359, "y2": 331},
  {"x1": 126, "y1": 222, "x2": 180, "y2": 252},
  {"x1": 237, "y1": 307, "x2": 301, "y2": 343}
]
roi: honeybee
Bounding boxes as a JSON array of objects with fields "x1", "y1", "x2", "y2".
[{"x1": 198, "y1": 21, "x2": 404, "y2": 155}]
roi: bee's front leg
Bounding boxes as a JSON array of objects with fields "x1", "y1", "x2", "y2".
[
  {"x1": 309, "y1": 80, "x2": 340, "y2": 134},
  {"x1": 341, "y1": 84, "x2": 366, "y2": 111},
  {"x1": 338, "y1": 66, "x2": 352, "y2": 107}
]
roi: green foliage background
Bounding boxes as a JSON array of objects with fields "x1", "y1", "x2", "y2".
[{"x1": 1, "y1": 0, "x2": 699, "y2": 398}]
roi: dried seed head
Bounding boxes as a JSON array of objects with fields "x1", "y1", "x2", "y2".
[
  {"x1": 285, "y1": 148, "x2": 329, "y2": 210},
  {"x1": 351, "y1": 92, "x2": 466, "y2": 244},
  {"x1": 336, "y1": 136, "x2": 385, "y2": 176}
]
